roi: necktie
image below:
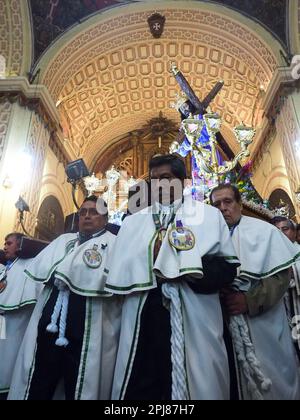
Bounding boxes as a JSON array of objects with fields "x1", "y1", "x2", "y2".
[{"x1": 153, "y1": 209, "x2": 175, "y2": 263}]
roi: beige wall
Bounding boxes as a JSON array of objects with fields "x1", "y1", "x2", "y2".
[
  {"x1": 252, "y1": 89, "x2": 300, "y2": 221},
  {"x1": 0, "y1": 102, "x2": 35, "y2": 244},
  {"x1": 38, "y1": 146, "x2": 75, "y2": 220},
  {"x1": 252, "y1": 134, "x2": 293, "y2": 201},
  {"x1": 0, "y1": 120, "x2": 76, "y2": 246}
]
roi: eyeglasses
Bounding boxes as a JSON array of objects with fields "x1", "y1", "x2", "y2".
[{"x1": 78, "y1": 208, "x2": 100, "y2": 217}]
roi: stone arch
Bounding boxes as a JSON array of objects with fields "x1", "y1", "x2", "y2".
[
  {"x1": 32, "y1": 1, "x2": 284, "y2": 170},
  {"x1": 259, "y1": 160, "x2": 293, "y2": 203},
  {"x1": 35, "y1": 194, "x2": 65, "y2": 241},
  {"x1": 268, "y1": 188, "x2": 296, "y2": 219},
  {"x1": 39, "y1": 174, "x2": 73, "y2": 217}
]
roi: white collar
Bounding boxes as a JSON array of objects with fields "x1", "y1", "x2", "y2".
[{"x1": 155, "y1": 198, "x2": 183, "y2": 214}]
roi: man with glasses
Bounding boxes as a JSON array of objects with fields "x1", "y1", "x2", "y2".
[
  {"x1": 210, "y1": 184, "x2": 300, "y2": 400},
  {"x1": 9, "y1": 196, "x2": 121, "y2": 400},
  {"x1": 105, "y1": 155, "x2": 240, "y2": 400},
  {"x1": 0, "y1": 233, "x2": 42, "y2": 400},
  {"x1": 271, "y1": 216, "x2": 300, "y2": 362}
]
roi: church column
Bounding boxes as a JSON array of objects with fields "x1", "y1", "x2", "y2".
[
  {"x1": 0, "y1": 102, "x2": 50, "y2": 242},
  {"x1": 255, "y1": 67, "x2": 300, "y2": 219},
  {"x1": 274, "y1": 92, "x2": 300, "y2": 217},
  {"x1": 0, "y1": 78, "x2": 61, "y2": 243}
]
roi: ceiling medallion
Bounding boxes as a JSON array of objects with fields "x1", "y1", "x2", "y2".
[{"x1": 147, "y1": 12, "x2": 166, "y2": 39}]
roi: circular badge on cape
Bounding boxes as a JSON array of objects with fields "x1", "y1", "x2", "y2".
[
  {"x1": 83, "y1": 245, "x2": 102, "y2": 269},
  {"x1": 168, "y1": 226, "x2": 195, "y2": 251},
  {"x1": 0, "y1": 279, "x2": 7, "y2": 294}
]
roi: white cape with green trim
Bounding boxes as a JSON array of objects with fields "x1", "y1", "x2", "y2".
[
  {"x1": 0, "y1": 259, "x2": 42, "y2": 394},
  {"x1": 231, "y1": 216, "x2": 300, "y2": 400},
  {"x1": 288, "y1": 243, "x2": 300, "y2": 355},
  {"x1": 0, "y1": 258, "x2": 42, "y2": 311},
  {"x1": 8, "y1": 232, "x2": 122, "y2": 400},
  {"x1": 105, "y1": 197, "x2": 239, "y2": 294},
  {"x1": 292, "y1": 242, "x2": 300, "y2": 296},
  {"x1": 24, "y1": 233, "x2": 78, "y2": 284},
  {"x1": 106, "y1": 198, "x2": 240, "y2": 400},
  {"x1": 232, "y1": 216, "x2": 300, "y2": 281},
  {"x1": 54, "y1": 231, "x2": 116, "y2": 297}
]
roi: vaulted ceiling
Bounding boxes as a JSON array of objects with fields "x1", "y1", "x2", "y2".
[
  {"x1": 30, "y1": 0, "x2": 287, "y2": 63},
  {"x1": 30, "y1": 1, "x2": 284, "y2": 170}
]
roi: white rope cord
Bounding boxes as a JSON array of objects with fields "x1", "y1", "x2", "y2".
[
  {"x1": 162, "y1": 282, "x2": 189, "y2": 400},
  {"x1": 55, "y1": 289, "x2": 70, "y2": 347},
  {"x1": 229, "y1": 315, "x2": 272, "y2": 400},
  {"x1": 46, "y1": 279, "x2": 70, "y2": 347},
  {"x1": 46, "y1": 280, "x2": 65, "y2": 334}
]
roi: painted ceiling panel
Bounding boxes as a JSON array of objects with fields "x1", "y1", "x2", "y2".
[{"x1": 29, "y1": 0, "x2": 287, "y2": 63}]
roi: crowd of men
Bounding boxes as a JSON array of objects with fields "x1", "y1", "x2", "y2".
[{"x1": 0, "y1": 154, "x2": 300, "y2": 400}]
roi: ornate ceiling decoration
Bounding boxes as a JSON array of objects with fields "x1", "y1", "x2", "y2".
[
  {"x1": 30, "y1": 0, "x2": 287, "y2": 62},
  {"x1": 93, "y1": 111, "x2": 181, "y2": 177},
  {"x1": 40, "y1": 6, "x2": 280, "y2": 169}
]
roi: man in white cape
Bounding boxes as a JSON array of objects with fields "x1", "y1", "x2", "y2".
[
  {"x1": 8, "y1": 196, "x2": 121, "y2": 400},
  {"x1": 0, "y1": 233, "x2": 42, "y2": 400},
  {"x1": 105, "y1": 155, "x2": 240, "y2": 400},
  {"x1": 211, "y1": 184, "x2": 300, "y2": 400},
  {"x1": 271, "y1": 216, "x2": 300, "y2": 361}
]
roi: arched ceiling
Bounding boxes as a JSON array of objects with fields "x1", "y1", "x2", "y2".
[
  {"x1": 30, "y1": 0, "x2": 287, "y2": 62},
  {"x1": 36, "y1": 2, "x2": 282, "y2": 170}
]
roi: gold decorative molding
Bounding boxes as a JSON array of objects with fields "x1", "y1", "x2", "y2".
[{"x1": 0, "y1": 77, "x2": 60, "y2": 125}]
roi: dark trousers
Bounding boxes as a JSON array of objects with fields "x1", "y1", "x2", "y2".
[
  {"x1": 27, "y1": 288, "x2": 86, "y2": 400},
  {"x1": 0, "y1": 393, "x2": 8, "y2": 401},
  {"x1": 124, "y1": 286, "x2": 172, "y2": 400},
  {"x1": 223, "y1": 319, "x2": 239, "y2": 400}
]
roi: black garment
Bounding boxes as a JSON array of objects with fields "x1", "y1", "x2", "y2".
[
  {"x1": 106, "y1": 223, "x2": 120, "y2": 236},
  {"x1": 0, "y1": 249, "x2": 5, "y2": 265},
  {"x1": 187, "y1": 256, "x2": 238, "y2": 294},
  {"x1": 124, "y1": 285, "x2": 172, "y2": 400},
  {"x1": 27, "y1": 287, "x2": 86, "y2": 400},
  {"x1": 189, "y1": 257, "x2": 239, "y2": 399},
  {"x1": 27, "y1": 230, "x2": 111, "y2": 400},
  {"x1": 0, "y1": 392, "x2": 8, "y2": 401},
  {"x1": 124, "y1": 257, "x2": 237, "y2": 400},
  {"x1": 223, "y1": 319, "x2": 239, "y2": 400}
]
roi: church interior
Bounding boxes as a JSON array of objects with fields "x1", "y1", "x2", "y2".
[
  {"x1": 1, "y1": 0, "x2": 300, "y2": 243},
  {"x1": 3, "y1": 0, "x2": 300, "y2": 403}
]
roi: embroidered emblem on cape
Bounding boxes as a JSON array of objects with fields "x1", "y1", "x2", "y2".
[
  {"x1": 168, "y1": 221, "x2": 195, "y2": 251},
  {"x1": 83, "y1": 244, "x2": 102, "y2": 269}
]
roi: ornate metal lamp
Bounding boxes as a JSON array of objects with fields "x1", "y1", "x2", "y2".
[
  {"x1": 83, "y1": 173, "x2": 102, "y2": 197},
  {"x1": 180, "y1": 112, "x2": 256, "y2": 178},
  {"x1": 104, "y1": 166, "x2": 121, "y2": 214}
]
